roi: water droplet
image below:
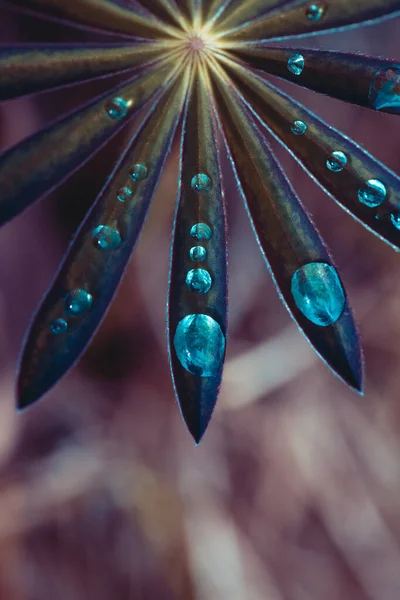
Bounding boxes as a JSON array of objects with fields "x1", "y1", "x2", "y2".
[
  {"x1": 291, "y1": 262, "x2": 345, "y2": 327},
  {"x1": 391, "y1": 213, "x2": 400, "y2": 230},
  {"x1": 64, "y1": 289, "x2": 93, "y2": 317},
  {"x1": 186, "y1": 268, "x2": 212, "y2": 294},
  {"x1": 358, "y1": 179, "x2": 387, "y2": 207},
  {"x1": 173, "y1": 314, "x2": 225, "y2": 377},
  {"x1": 129, "y1": 163, "x2": 148, "y2": 182},
  {"x1": 190, "y1": 223, "x2": 213, "y2": 241},
  {"x1": 369, "y1": 67, "x2": 400, "y2": 114},
  {"x1": 92, "y1": 225, "x2": 121, "y2": 251},
  {"x1": 291, "y1": 120, "x2": 307, "y2": 135},
  {"x1": 287, "y1": 54, "x2": 304, "y2": 76},
  {"x1": 105, "y1": 96, "x2": 130, "y2": 120},
  {"x1": 326, "y1": 151, "x2": 347, "y2": 172},
  {"x1": 50, "y1": 318, "x2": 68, "y2": 335},
  {"x1": 189, "y1": 246, "x2": 207, "y2": 262},
  {"x1": 306, "y1": 3, "x2": 325, "y2": 21},
  {"x1": 191, "y1": 173, "x2": 212, "y2": 193},
  {"x1": 116, "y1": 186, "x2": 132, "y2": 203}
]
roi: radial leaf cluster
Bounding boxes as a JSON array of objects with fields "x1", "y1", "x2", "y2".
[{"x1": 1, "y1": 0, "x2": 400, "y2": 442}]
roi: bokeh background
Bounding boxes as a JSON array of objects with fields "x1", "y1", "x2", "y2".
[{"x1": 1, "y1": 2, "x2": 400, "y2": 598}]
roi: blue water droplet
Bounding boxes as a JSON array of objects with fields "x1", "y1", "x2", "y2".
[
  {"x1": 326, "y1": 151, "x2": 347, "y2": 172},
  {"x1": 369, "y1": 67, "x2": 400, "y2": 113},
  {"x1": 116, "y1": 186, "x2": 132, "y2": 203},
  {"x1": 186, "y1": 269, "x2": 212, "y2": 294},
  {"x1": 287, "y1": 54, "x2": 304, "y2": 76},
  {"x1": 191, "y1": 173, "x2": 212, "y2": 193},
  {"x1": 173, "y1": 314, "x2": 225, "y2": 377},
  {"x1": 390, "y1": 213, "x2": 400, "y2": 230},
  {"x1": 50, "y1": 318, "x2": 68, "y2": 335},
  {"x1": 358, "y1": 179, "x2": 387, "y2": 207},
  {"x1": 306, "y1": 3, "x2": 325, "y2": 20},
  {"x1": 189, "y1": 246, "x2": 207, "y2": 262},
  {"x1": 64, "y1": 289, "x2": 93, "y2": 317},
  {"x1": 190, "y1": 223, "x2": 213, "y2": 241},
  {"x1": 92, "y1": 225, "x2": 121, "y2": 251},
  {"x1": 129, "y1": 163, "x2": 148, "y2": 182},
  {"x1": 291, "y1": 120, "x2": 307, "y2": 135},
  {"x1": 105, "y1": 96, "x2": 130, "y2": 120},
  {"x1": 291, "y1": 263, "x2": 345, "y2": 327}
]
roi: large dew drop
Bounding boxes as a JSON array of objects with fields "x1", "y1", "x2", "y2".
[
  {"x1": 291, "y1": 263, "x2": 345, "y2": 326},
  {"x1": 287, "y1": 54, "x2": 305, "y2": 76},
  {"x1": 92, "y1": 225, "x2": 121, "y2": 251},
  {"x1": 369, "y1": 67, "x2": 400, "y2": 113},
  {"x1": 173, "y1": 314, "x2": 225, "y2": 377}
]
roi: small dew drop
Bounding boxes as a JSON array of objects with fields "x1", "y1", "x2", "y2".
[
  {"x1": 92, "y1": 225, "x2": 121, "y2": 251},
  {"x1": 105, "y1": 96, "x2": 130, "y2": 120},
  {"x1": 189, "y1": 246, "x2": 207, "y2": 262},
  {"x1": 291, "y1": 120, "x2": 307, "y2": 135},
  {"x1": 306, "y1": 3, "x2": 325, "y2": 21},
  {"x1": 64, "y1": 289, "x2": 93, "y2": 317},
  {"x1": 369, "y1": 67, "x2": 400, "y2": 114},
  {"x1": 50, "y1": 318, "x2": 68, "y2": 335},
  {"x1": 287, "y1": 54, "x2": 305, "y2": 76},
  {"x1": 358, "y1": 179, "x2": 387, "y2": 208},
  {"x1": 190, "y1": 223, "x2": 213, "y2": 241},
  {"x1": 117, "y1": 186, "x2": 132, "y2": 203},
  {"x1": 391, "y1": 213, "x2": 400, "y2": 230},
  {"x1": 173, "y1": 314, "x2": 225, "y2": 377},
  {"x1": 129, "y1": 163, "x2": 148, "y2": 182},
  {"x1": 186, "y1": 268, "x2": 212, "y2": 294},
  {"x1": 291, "y1": 263, "x2": 345, "y2": 327},
  {"x1": 326, "y1": 151, "x2": 347, "y2": 172},
  {"x1": 191, "y1": 173, "x2": 212, "y2": 193}
]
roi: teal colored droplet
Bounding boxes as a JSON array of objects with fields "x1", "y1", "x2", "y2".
[
  {"x1": 358, "y1": 179, "x2": 387, "y2": 207},
  {"x1": 117, "y1": 186, "x2": 132, "y2": 203},
  {"x1": 64, "y1": 289, "x2": 93, "y2": 317},
  {"x1": 92, "y1": 225, "x2": 121, "y2": 251},
  {"x1": 186, "y1": 268, "x2": 212, "y2": 294},
  {"x1": 105, "y1": 96, "x2": 130, "y2": 120},
  {"x1": 306, "y1": 3, "x2": 325, "y2": 20},
  {"x1": 291, "y1": 120, "x2": 307, "y2": 135},
  {"x1": 369, "y1": 67, "x2": 400, "y2": 114},
  {"x1": 191, "y1": 173, "x2": 212, "y2": 193},
  {"x1": 291, "y1": 263, "x2": 345, "y2": 327},
  {"x1": 189, "y1": 246, "x2": 207, "y2": 262},
  {"x1": 391, "y1": 213, "x2": 400, "y2": 230},
  {"x1": 190, "y1": 223, "x2": 213, "y2": 241},
  {"x1": 326, "y1": 151, "x2": 347, "y2": 172},
  {"x1": 129, "y1": 163, "x2": 148, "y2": 182},
  {"x1": 50, "y1": 318, "x2": 68, "y2": 335},
  {"x1": 173, "y1": 314, "x2": 225, "y2": 377},
  {"x1": 287, "y1": 54, "x2": 304, "y2": 76}
]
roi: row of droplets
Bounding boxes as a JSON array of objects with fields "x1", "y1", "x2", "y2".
[
  {"x1": 174, "y1": 173, "x2": 226, "y2": 378},
  {"x1": 50, "y1": 152, "x2": 148, "y2": 336}
]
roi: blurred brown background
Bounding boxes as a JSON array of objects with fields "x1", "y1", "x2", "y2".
[{"x1": 1, "y1": 3, "x2": 400, "y2": 599}]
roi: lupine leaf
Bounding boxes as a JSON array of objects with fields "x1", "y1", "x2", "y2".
[
  {"x1": 0, "y1": 55, "x2": 179, "y2": 226},
  {"x1": 210, "y1": 58, "x2": 363, "y2": 391},
  {"x1": 227, "y1": 46, "x2": 400, "y2": 113},
  {"x1": 17, "y1": 68, "x2": 190, "y2": 410},
  {"x1": 218, "y1": 0, "x2": 400, "y2": 43},
  {"x1": 4, "y1": 0, "x2": 181, "y2": 39},
  {"x1": 168, "y1": 62, "x2": 228, "y2": 443},
  {"x1": 0, "y1": 43, "x2": 171, "y2": 101}
]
